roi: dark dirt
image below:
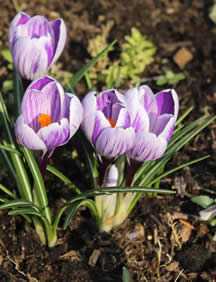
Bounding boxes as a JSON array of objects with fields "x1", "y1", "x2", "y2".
[{"x1": 0, "y1": 0, "x2": 216, "y2": 281}]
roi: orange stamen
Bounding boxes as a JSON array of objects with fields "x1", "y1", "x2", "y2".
[
  {"x1": 38, "y1": 114, "x2": 51, "y2": 128},
  {"x1": 107, "y1": 118, "x2": 116, "y2": 128}
]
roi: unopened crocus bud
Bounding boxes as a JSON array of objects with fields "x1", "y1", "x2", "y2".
[
  {"x1": 126, "y1": 86, "x2": 179, "y2": 162},
  {"x1": 9, "y1": 12, "x2": 66, "y2": 80},
  {"x1": 81, "y1": 89, "x2": 135, "y2": 159},
  {"x1": 15, "y1": 76, "x2": 83, "y2": 157}
]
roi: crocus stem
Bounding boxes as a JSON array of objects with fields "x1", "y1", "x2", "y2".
[
  {"x1": 22, "y1": 78, "x2": 31, "y2": 91},
  {"x1": 125, "y1": 160, "x2": 142, "y2": 187},
  {"x1": 39, "y1": 150, "x2": 54, "y2": 179}
]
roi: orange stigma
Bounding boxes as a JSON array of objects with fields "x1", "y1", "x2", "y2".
[
  {"x1": 38, "y1": 114, "x2": 51, "y2": 128},
  {"x1": 107, "y1": 118, "x2": 116, "y2": 128}
]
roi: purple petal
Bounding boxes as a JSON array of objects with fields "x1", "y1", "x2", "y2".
[
  {"x1": 128, "y1": 132, "x2": 167, "y2": 162},
  {"x1": 29, "y1": 76, "x2": 54, "y2": 91},
  {"x1": 96, "y1": 89, "x2": 125, "y2": 117},
  {"x1": 157, "y1": 115, "x2": 176, "y2": 141},
  {"x1": 95, "y1": 127, "x2": 135, "y2": 159},
  {"x1": 67, "y1": 93, "x2": 83, "y2": 138},
  {"x1": 92, "y1": 111, "x2": 110, "y2": 144},
  {"x1": 12, "y1": 37, "x2": 49, "y2": 80},
  {"x1": 24, "y1": 15, "x2": 51, "y2": 37},
  {"x1": 22, "y1": 80, "x2": 62, "y2": 131},
  {"x1": 15, "y1": 115, "x2": 46, "y2": 150},
  {"x1": 125, "y1": 87, "x2": 150, "y2": 132},
  {"x1": 138, "y1": 85, "x2": 158, "y2": 114},
  {"x1": 82, "y1": 91, "x2": 97, "y2": 142},
  {"x1": 37, "y1": 118, "x2": 70, "y2": 149},
  {"x1": 49, "y1": 18, "x2": 66, "y2": 64},
  {"x1": 8, "y1": 12, "x2": 30, "y2": 50},
  {"x1": 155, "y1": 89, "x2": 179, "y2": 119},
  {"x1": 115, "y1": 108, "x2": 131, "y2": 129}
]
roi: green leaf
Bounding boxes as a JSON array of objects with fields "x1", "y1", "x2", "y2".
[
  {"x1": 63, "y1": 199, "x2": 98, "y2": 229},
  {"x1": 1, "y1": 49, "x2": 13, "y2": 63},
  {"x1": 2, "y1": 80, "x2": 13, "y2": 94},
  {"x1": 0, "y1": 144, "x2": 21, "y2": 155},
  {"x1": 0, "y1": 184, "x2": 17, "y2": 200},
  {"x1": 21, "y1": 147, "x2": 51, "y2": 224},
  {"x1": 8, "y1": 208, "x2": 42, "y2": 217},
  {"x1": 46, "y1": 165, "x2": 81, "y2": 194},
  {"x1": 0, "y1": 92, "x2": 32, "y2": 201},
  {"x1": 67, "y1": 41, "x2": 116, "y2": 90},
  {"x1": 148, "y1": 155, "x2": 209, "y2": 187},
  {"x1": 0, "y1": 199, "x2": 40, "y2": 212},
  {"x1": 122, "y1": 267, "x2": 130, "y2": 282},
  {"x1": 191, "y1": 195, "x2": 215, "y2": 208}
]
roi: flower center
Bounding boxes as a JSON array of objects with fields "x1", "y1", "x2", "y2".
[
  {"x1": 107, "y1": 118, "x2": 116, "y2": 128},
  {"x1": 38, "y1": 114, "x2": 51, "y2": 128}
]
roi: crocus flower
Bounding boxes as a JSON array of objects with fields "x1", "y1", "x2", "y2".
[
  {"x1": 81, "y1": 89, "x2": 135, "y2": 159},
  {"x1": 15, "y1": 76, "x2": 83, "y2": 157},
  {"x1": 9, "y1": 12, "x2": 66, "y2": 80},
  {"x1": 125, "y1": 85, "x2": 179, "y2": 162}
]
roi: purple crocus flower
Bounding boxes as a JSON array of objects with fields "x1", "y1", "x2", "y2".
[
  {"x1": 15, "y1": 76, "x2": 83, "y2": 158},
  {"x1": 82, "y1": 89, "x2": 135, "y2": 159},
  {"x1": 125, "y1": 85, "x2": 179, "y2": 162},
  {"x1": 9, "y1": 12, "x2": 66, "y2": 80}
]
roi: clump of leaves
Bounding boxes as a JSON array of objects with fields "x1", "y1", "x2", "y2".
[
  {"x1": 87, "y1": 26, "x2": 156, "y2": 87},
  {"x1": 156, "y1": 70, "x2": 185, "y2": 86},
  {"x1": 1, "y1": 49, "x2": 13, "y2": 94},
  {"x1": 120, "y1": 27, "x2": 156, "y2": 83}
]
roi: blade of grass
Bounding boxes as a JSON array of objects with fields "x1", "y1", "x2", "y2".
[
  {"x1": 46, "y1": 165, "x2": 81, "y2": 194},
  {"x1": 0, "y1": 92, "x2": 32, "y2": 201},
  {"x1": 66, "y1": 41, "x2": 116, "y2": 90},
  {"x1": 22, "y1": 147, "x2": 51, "y2": 224}
]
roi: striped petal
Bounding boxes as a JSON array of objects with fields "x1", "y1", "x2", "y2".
[
  {"x1": 155, "y1": 89, "x2": 179, "y2": 119},
  {"x1": 82, "y1": 91, "x2": 97, "y2": 142},
  {"x1": 37, "y1": 118, "x2": 70, "y2": 149},
  {"x1": 95, "y1": 127, "x2": 135, "y2": 159},
  {"x1": 67, "y1": 93, "x2": 83, "y2": 138},
  {"x1": 12, "y1": 37, "x2": 49, "y2": 80},
  {"x1": 15, "y1": 115, "x2": 46, "y2": 150},
  {"x1": 8, "y1": 12, "x2": 30, "y2": 50},
  {"x1": 128, "y1": 132, "x2": 167, "y2": 162},
  {"x1": 49, "y1": 18, "x2": 67, "y2": 65}
]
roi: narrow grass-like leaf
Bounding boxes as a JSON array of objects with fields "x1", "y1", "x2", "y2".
[
  {"x1": 8, "y1": 208, "x2": 42, "y2": 216},
  {"x1": 84, "y1": 72, "x2": 93, "y2": 90},
  {"x1": 13, "y1": 68, "x2": 23, "y2": 115},
  {"x1": 0, "y1": 149, "x2": 17, "y2": 181},
  {"x1": 0, "y1": 199, "x2": 41, "y2": 212},
  {"x1": 0, "y1": 144, "x2": 21, "y2": 154},
  {"x1": 168, "y1": 114, "x2": 209, "y2": 149},
  {"x1": 46, "y1": 165, "x2": 81, "y2": 194},
  {"x1": 0, "y1": 184, "x2": 17, "y2": 199},
  {"x1": 66, "y1": 41, "x2": 116, "y2": 89},
  {"x1": 149, "y1": 155, "x2": 209, "y2": 187},
  {"x1": 135, "y1": 115, "x2": 215, "y2": 187},
  {"x1": 78, "y1": 131, "x2": 98, "y2": 189},
  {"x1": 175, "y1": 106, "x2": 194, "y2": 126},
  {"x1": 22, "y1": 147, "x2": 51, "y2": 224},
  {"x1": 63, "y1": 198, "x2": 98, "y2": 229},
  {"x1": 0, "y1": 92, "x2": 32, "y2": 201}
]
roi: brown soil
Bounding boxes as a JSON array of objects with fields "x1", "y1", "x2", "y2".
[{"x1": 0, "y1": 0, "x2": 216, "y2": 281}]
